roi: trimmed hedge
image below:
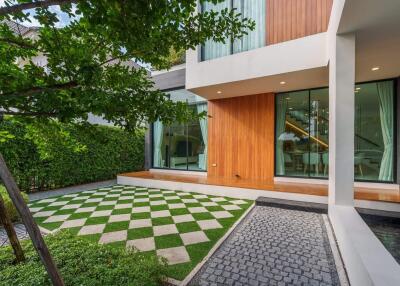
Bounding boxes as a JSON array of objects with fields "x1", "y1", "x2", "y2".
[
  {"x1": 0, "y1": 119, "x2": 144, "y2": 192},
  {"x1": 0, "y1": 230, "x2": 167, "y2": 286},
  {"x1": 0, "y1": 185, "x2": 29, "y2": 222}
]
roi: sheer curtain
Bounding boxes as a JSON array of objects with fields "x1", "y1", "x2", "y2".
[
  {"x1": 233, "y1": 0, "x2": 266, "y2": 53},
  {"x1": 197, "y1": 103, "x2": 208, "y2": 170},
  {"x1": 153, "y1": 120, "x2": 164, "y2": 167},
  {"x1": 377, "y1": 81, "x2": 394, "y2": 181},
  {"x1": 276, "y1": 97, "x2": 288, "y2": 175},
  {"x1": 202, "y1": 1, "x2": 231, "y2": 60}
]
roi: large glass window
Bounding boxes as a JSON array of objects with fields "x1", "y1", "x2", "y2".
[
  {"x1": 275, "y1": 79, "x2": 395, "y2": 182},
  {"x1": 355, "y1": 80, "x2": 395, "y2": 182},
  {"x1": 275, "y1": 88, "x2": 328, "y2": 179},
  {"x1": 201, "y1": 0, "x2": 266, "y2": 61},
  {"x1": 152, "y1": 89, "x2": 207, "y2": 171}
]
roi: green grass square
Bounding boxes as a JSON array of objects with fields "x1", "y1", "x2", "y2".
[
  {"x1": 180, "y1": 195, "x2": 194, "y2": 199},
  {"x1": 112, "y1": 208, "x2": 132, "y2": 215},
  {"x1": 69, "y1": 212, "x2": 92, "y2": 220},
  {"x1": 85, "y1": 216, "x2": 109, "y2": 225},
  {"x1": 149, "y1": 196, "x2": 164, "y2": 201},
  {"x1": 54, "y1": 209, "x2": 76, "y2": 216},
  {"x1": 155, "y1": 234, "x2": 183, "y2": 249},
  {"x1": 95, "y1": 205, "x2": 115, "y2": 211},
  {"x1": 41, "y1": 206, "x2": 61, "y2": 212},
  {"x1": 166, "y1": 199, "x2": 182, "y2": 204},
  {"x1": 80, "y1": 233, "x2": 102, "y2": 244},
  {"x1": 117, "y1": 199, "x2": 133, "y2": 204},
  {"x1": 104, "y1": 221, "x2": 129, "y2": 233},
  {"x1": 176, "y1": 221, "x2": 201, "y2": 233},
  {"x1": 133, "y1": 202, "x2": 150, "y2": 207},
  {"x1": 192, "y1": 212, "x2": 214, "y2": 220},
  {"x1": 127, "y1": 227, "x2": 153, "y2": 240},
  {"x1": 152, "y1": 217, "x2": 174, "y2": 226},
  {"x1": 131, "y1": 212, "x2": 151, "y2": 219},
  {"x1": 80, "y1": 202, "x2": 99, "y2": 208},
  {"x1": 106, "y1": 241, "x2": 127, "y2": 249},
  {"x1": 42, "y1": 222, "x2": 62, "y2": 231},
  {"x1": 184, "y1": 203, "x2": 202, "y2": 208},
  {"x1": 150, "y1": 204, "x2": 168, "y2": 211},
  {"x1": 169, "y1": 208, "x2": 190, "y2": 216},
  {"x1": 205, "y1": 206, "x2": 224, "y2": 212},
  {"x1": 162, "y1": 192, "x2": 177, "y2": 197}
]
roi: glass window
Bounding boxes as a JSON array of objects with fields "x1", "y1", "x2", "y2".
[
  {"x1": 276, "y1": 90, "x2": 311, "y2": 177},
  {"x1": 355, "y1": 80, "x2": 395, "y2": 182},
  {"x1": 202, "y1": 0, "x2": 266, "y2": 61},
  {"x1": 275, "y1": 80, "x2": 395, "y2": 182},
  {"x1": 152, "y1": 89, "x2": 207, "y2": 171}
]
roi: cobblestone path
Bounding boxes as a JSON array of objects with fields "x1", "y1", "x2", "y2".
[{"x1": 190, "y1": 206, "x2": 341, "y2": 286}]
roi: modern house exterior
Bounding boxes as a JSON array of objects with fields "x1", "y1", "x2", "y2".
[
  {"x1": 147, "y1": 0, "x2": 400, "y2": 190},
  {"x1": 122, "y1": 0, "x2": 400, "y2": 285}
]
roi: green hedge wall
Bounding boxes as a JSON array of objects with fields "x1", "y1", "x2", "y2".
[{"x1": 0, "y1": 120, "x2": 144, "y2": 192}]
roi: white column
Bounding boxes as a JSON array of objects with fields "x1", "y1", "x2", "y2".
[{"x1": 328, "y1": 33, "x2": 355, "y2": 206}]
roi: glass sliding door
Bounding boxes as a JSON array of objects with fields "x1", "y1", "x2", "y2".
[
  {"x1": 275, "y1": 90, "x2": 310, "y2": 177},
  {"x1": 152, "y1": 89, "x2": 207, "y2": 172},
  {"x1": 355, "y1": 80, "x2": 395, "y2": 182},
  {"x1": 275, "y1": 80, "x2": 395, "y2": 182}
]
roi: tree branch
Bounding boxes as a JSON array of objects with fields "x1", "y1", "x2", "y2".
[
  {"x1": 0, "y1": 37, "x2": 36, "y2": 49},
  {"x1": 1, "y1": 111, "x2": 58, "y2": 117},
  {"x1": 0, "y1": 0, "x2": 76, "y2": 16},
  {"x1": 2, "y1": 81, "x2": 78, "y2": 99}
]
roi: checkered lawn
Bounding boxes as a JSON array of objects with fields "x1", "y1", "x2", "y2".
[{"x1": 28, "y1": 185, "x2": 253, "y2": 280}]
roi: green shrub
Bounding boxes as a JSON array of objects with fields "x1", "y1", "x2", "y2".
[
  {"x1": 0, "y1": 230, "x2": 167, "y2": 286},
  {"x1": 0, "y1": 185, "x2": 29, "y2": 222},
  {"x1": 0, "y1": 119, "x2": 144, "y2": 192}
]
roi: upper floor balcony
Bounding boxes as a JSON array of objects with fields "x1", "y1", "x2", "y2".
[{"x1": 186, "y1": 0, "x2": 334, "y2": 99}]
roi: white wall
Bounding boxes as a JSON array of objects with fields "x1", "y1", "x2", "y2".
[{"x1": 186, "y1": 33, "x2": 329, "y2": 90}]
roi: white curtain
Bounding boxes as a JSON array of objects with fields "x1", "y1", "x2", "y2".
[
  {"x1": 233, "y1": 0, "x2": 266, "y2": 53},
  {"x1": 377, "y1": 81, "x2": 394, "y2": 181},
  {"x1": 202, "y1": 1, "x2": 231, "y2": 60},
  {"x1": 197, "y1": 103, "x2": 208, "y2": 170},
  {"x1": 153, "y1": 120, "x2": 164, "y2": 167},
  {"x1": 276, "y1": 97, "x2": 288, "y2": 175}
]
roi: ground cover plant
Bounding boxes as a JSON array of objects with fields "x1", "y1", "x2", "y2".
[
  {"x1": 28, "y1": 185, "x2": 253, "y2": 280},
  {"x1": 0, "y1": 230, "x2": 168, "y2": 286}
]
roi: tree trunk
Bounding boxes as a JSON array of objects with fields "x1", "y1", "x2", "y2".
[
  {"x1": 0, "y1": 154, "x2": 65, "y2": 286},
  {"x1": 0, "y1": 194, "x2": 25, "y2": 262}
]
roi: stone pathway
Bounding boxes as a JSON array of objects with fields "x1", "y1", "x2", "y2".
[
  {"x1": 0, "y1": 223, "x2": 29, "y2": 247},
  {"x1": 190, "y1": 206, "x2": 341, "y2": 286}
]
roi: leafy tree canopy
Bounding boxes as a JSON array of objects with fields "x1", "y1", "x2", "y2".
[{"x1": 0, "y1": 0, "x2": 254, "y2": 131}]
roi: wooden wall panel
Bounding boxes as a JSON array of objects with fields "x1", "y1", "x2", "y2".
[
  {"x1": 207, "y1": 93, "x2": 275, "y2": 184},
  {"x1": 266, "y1": 0, "x2": 333, "y2": 45}
]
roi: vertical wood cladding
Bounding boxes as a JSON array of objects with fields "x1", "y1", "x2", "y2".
[
  {"x1": 207, "y1": 93, "x2": 275, "y2": 184},
  {"x1": 267, "y1": 0, "x2": 333, "y2": 45}
]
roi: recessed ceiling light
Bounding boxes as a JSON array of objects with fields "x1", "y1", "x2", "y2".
[
  {"x1": 356, "y1": 87, "x2": 361, "y2": 90},
  {"x1": 280, "y1": 81, "x2": 286, "y2": 85},
  {"x1": 371, "y1": 66, "x2": 380, "y2": 71},
  {"x1": 217, "y1": 90, "x2": 222, "y2": 94}
]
